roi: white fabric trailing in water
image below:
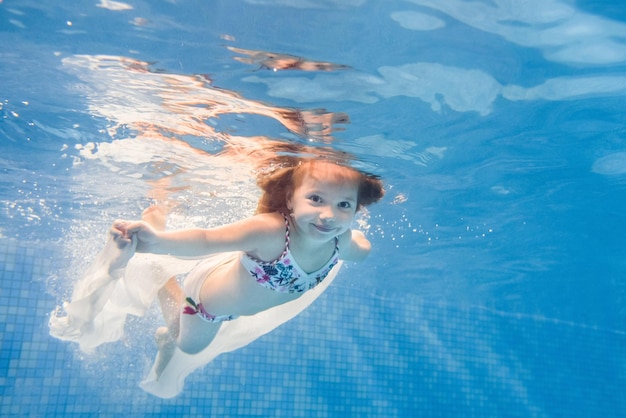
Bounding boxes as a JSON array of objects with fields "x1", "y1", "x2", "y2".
[{"x1": 49, "y1": 234, "x2": 341, "y2": 398}]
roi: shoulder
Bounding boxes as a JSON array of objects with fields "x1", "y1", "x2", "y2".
[
  {"x1": 240, "y1": 212, "x2": 286, "y2": 235},
  {"x1": 237, "y1": 212, "x2": 288, "y2": 260},
  {"x1": 212, "y1": 212, "x2": 286, "y2": 247},
  {"x1": 337, "y1": 229, "x2": 371, "y2": 262}
]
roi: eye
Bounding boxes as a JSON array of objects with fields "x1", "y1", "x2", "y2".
[
  {"x1": 338, "y1": 201, "x2": 352, "y2": 209},
  {"x1": 308, "y1": 194, "x2": 322, "y2": 203}
]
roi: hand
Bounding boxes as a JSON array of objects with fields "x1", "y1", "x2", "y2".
[
  {"x1": 111, "y1": 219, "x2": 160, "y2": 253},
  {"x1": 108, "y1": 221, "x2": 138, "y2": 271}
]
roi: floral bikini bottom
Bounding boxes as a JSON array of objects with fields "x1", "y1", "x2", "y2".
[{"x1": 182, "y1": 297, "x2": 238, "y2": 323}]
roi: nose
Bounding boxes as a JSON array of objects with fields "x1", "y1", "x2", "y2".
[{"x1": 319, "y1": 205, "x2": 335, "y2": 223}]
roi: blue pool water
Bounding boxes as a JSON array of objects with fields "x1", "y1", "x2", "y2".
[{"x1": 1, "y1": 0, "x2": 626, "y2": 416}]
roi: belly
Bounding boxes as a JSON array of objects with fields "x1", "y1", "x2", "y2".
[{"x1": 198, "y1": 254, "x2": 301, "y2": 317}]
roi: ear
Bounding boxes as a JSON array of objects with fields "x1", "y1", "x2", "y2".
[{"x1": 286, "y1": 189, "x2": 294, "y2": 211}]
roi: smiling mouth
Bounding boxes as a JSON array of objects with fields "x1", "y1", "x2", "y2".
[{"x1": 313, "y1": 224, "x2": 336, "y2": 233}]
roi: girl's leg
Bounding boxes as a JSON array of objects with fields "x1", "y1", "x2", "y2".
[
  {"x1": 176, "y1": 309, "x2": 222, "y2": 354},
  {"x1": 142, "y1": 206, "x2": 182, "y2": 338},
  {"x1": 151, "y1": 297, "x2": 222, "y2": 379},
  {"x1": 158, "y1": 278, "x2": 183, "y2": 340},
  {"x1": 142, "y1": 206, "x2": 221, "y2": 378},
  {"x1": 140, "y1": 206, "x2": 183, "y2": 377}
]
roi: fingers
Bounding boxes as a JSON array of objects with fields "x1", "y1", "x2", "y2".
[
  {"x1": 129, "y1": 230, "x2": 138, "y2": 252},
  {"x1": 110, "y1": 219, "x2": 144, "y2": 241},
  {"x1": 111, "y1": 219, "x2": 130, "y2": 239},
  {"x1": 110, "y1": 223, "x2": 132, "y2": 248},
  {"x1": 109, "y1": 219, "x2": 156, "y2": 255},
  {"x1": 123, "y1": 220, "x2": 152, "y2": 236}
]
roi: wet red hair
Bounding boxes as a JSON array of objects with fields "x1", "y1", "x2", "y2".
[{"x1": 255, "y1": 157, "x2": 384, "y2": 214}]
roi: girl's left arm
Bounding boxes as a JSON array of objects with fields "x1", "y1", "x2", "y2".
[{"x1": 340, "y1": 229, "x2": 372, "y2": 262}]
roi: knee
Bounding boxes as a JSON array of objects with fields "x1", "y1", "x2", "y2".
[
  {"x1": 177, "y1": 339, "x2": 208, "y2": 355},
  {"x1": 176, "y1": 317, "x2": 220, "y2": 354}
]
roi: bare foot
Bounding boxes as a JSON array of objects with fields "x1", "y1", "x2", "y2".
[
  {"x1": 142, "y1": 206, "x2": 167, "y2": 231},
  {"x1": 152, "y1": 326, "x2": 177, "y2": 379}
]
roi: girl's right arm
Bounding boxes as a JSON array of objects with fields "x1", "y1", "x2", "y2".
[{"x1": 113, "y1": 214, "x2": 283, "y2": 258}]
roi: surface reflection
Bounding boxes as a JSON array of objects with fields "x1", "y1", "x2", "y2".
[
  {"x1": 63, "y1": 54, "x2": 349, "y2": 147},
  {"x1": 62, "y1": 54, "x2": 360, "y2": 213},
  {"x1": 228, "y1": 46, "x2": 351, "y2": 72}
]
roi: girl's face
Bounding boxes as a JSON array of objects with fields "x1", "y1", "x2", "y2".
[{"x1": 288, "y1": 173, "x2": 359, "y2": 242}]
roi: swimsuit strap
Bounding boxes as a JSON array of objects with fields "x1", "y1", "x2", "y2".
[
  {"x1": 282, "y1": 213, "x2": 339, "y2": 257},
  {"x1": 246, "y1": 214, "x2": 290, "y2": 266},
  {"x1": 283, "y1": 213, "x2": 291, "y2": 254},
  {"x1": 284, "y1": 212, "x2": 339, "y2": 255},
  {"x1": 272, "y1": 213, "x2": 290, "y2": 264},
  {"x1": 241, "y1": 213, "x2": 340, "y2": 293},
  {"x1": 246, "y1": 213, "x2": 337, "y2": 267}
]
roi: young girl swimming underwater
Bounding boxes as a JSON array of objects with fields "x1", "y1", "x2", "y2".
[{"x1": 50, "y1": 156, "x2": 384, "y2": 398}]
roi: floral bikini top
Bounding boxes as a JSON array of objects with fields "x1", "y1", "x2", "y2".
[{"x1": 240, "y1": 214, "x2": 340, "y2": 293}]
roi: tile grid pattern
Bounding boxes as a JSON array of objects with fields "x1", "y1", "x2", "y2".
[{"x1": 0, "y1": 239, "x2": 624, "y2": 417}]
